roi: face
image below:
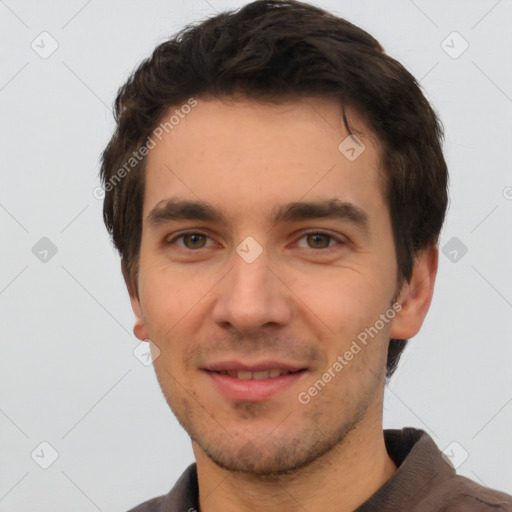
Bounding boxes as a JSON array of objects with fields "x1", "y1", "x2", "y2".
[{"x1": 130, "y1": 96, "x2": 408, "y2": 475}]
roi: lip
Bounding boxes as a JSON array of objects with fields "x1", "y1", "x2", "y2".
[
  {"x1": 204, "y1": 360, "x2": 306, "y2": 372},
  {"x1": 203, "y1": 367, "x2": 308, "y2": 401}
]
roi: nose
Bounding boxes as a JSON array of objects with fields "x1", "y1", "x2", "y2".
[{"x1": 211, "y1": 246, "x2": 292, "y2": 334}]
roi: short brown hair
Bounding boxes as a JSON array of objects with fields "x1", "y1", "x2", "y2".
[{"x1": 99, "y1": 0, "x2": 448, "y2": 378}]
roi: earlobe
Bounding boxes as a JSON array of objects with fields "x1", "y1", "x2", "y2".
[
  {"x1": 132, "y1": 313, "x2": 149, "y2": 341},
  {"x1": 122, "y1": 262, "x2": 149, "y2": 341},
  {"x1": 390, "y1": 245, "x2": 438, "y2": 340}
]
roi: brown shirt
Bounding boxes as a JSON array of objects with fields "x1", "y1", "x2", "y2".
[{"x1": 127, "y1": 428, "x2": 512, "y2": 511}]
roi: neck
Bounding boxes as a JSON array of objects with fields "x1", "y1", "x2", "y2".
[{"x1": 194, "y1": 421, "x2": 396, "y2": 512}]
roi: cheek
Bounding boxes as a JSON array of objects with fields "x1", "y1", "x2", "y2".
[
  {"x1": 137, "y1": 261, "x2": 226, "y2": 370},
  {"x1": 138, "y1": 259, "x2": 209, "y2": 324},
  {"x1": 289, "y1": 269, "x2": 388, "y2": 333}
]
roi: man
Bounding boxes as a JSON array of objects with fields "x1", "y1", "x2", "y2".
[{"x1": 99, "y1": 1, "x2": 512, "y2": 510}]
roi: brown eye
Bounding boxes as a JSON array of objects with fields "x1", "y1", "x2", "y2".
[
  {"x1": 306, "y1": 233, "x2": 331, "y2": 249},
  {"x1": 167, "y1": 232, "x2": 213, "y2": 250},
  {"x1": 182, "y1": 233, "x2": 207, "y2": 249},
  {"x1": 294, "y1": 231, "x2": 347, "y2": 252}
]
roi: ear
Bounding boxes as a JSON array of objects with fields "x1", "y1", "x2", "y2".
[
  {"x1": 390, "y1": 245, "x2": 438, "y2": 340},
  {"x1": 122, "y1": 261, "x2": 149, "y2": 341}
]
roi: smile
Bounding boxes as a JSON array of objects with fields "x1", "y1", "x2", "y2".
[
  {"x1": 211, "y1": 369, "x2": 302, "y2": 379},
  {"x1": 203, "y1": 368, "x2": 308, "y2": 401}
]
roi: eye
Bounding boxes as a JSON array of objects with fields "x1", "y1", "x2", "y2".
[
  {"x1": 295, "y1": 231, "x2": 345, "y2": 250},
  {"x1": 165, "y1": 230, "x2": 346, "y2": 252},
  {"x1": 166, "y1": 231, "x2": 215, "y2": 250}
]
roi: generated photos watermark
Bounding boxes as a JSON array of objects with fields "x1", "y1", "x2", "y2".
[
  {"x1": 93, "y1": 97, "x2": 198, "y2": 200},
  {"x1": 297, "y1": 302, "x2": 402, "y2": 404}
]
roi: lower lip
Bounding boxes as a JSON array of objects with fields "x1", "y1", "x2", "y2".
[{"x1": 204, "y1": 370, "x2": 307, "y2": 401}]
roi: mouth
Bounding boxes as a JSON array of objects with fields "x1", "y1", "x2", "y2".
[
  {"x1": 202, "y1": 361, "x2": 308, "y2": 401},
  {"x1": 207, "y1": 368, "x2": 305, "y2": 380}
]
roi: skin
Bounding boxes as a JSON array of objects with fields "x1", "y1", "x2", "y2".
[{"x1": 125, "y1": 96, "x2": 438, "y2": 512}]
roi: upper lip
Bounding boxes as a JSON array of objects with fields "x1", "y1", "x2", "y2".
[{"x1": 203, "y1": 360, "x2": 307, "y2": 372}]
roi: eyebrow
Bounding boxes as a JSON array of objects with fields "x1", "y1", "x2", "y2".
[{"x1": 147, "y1": 198, "x2": 369, "y2": 234}]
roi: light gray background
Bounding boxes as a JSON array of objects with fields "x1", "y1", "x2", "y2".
[{"x1": 1, "y1": 0, "x2": 511, "y2": 510}]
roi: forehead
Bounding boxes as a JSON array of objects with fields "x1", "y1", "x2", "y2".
[{"x1": 143, "y1": 96, "x2": 385, "y2": 226}]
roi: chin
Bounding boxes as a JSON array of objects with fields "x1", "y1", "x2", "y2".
[{"x1": 192, "y1": 418, "x2": 361, "y2": 478}]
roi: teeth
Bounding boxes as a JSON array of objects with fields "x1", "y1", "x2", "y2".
[
  {"x1": 219, "y1": 369, "x2": 295, "y2": 380},
  {"x1": 237, "y1": 371, "x2": 253, "y2": 380},
  {"x1": 253, "y1": 371, "x2": 270, "y2": 380}
]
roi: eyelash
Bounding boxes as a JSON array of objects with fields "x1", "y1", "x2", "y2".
[{"x1": 166, "y1": 230, "x2": 346, "y2": 252}]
